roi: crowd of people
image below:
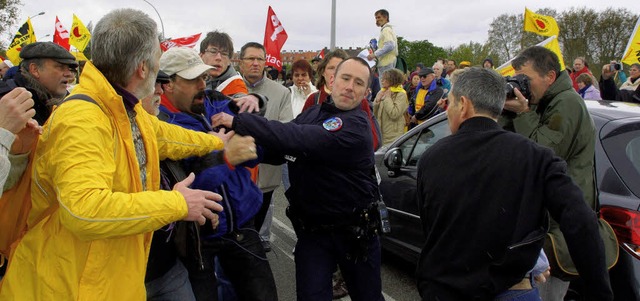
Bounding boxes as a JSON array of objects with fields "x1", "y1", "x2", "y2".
[{"x1": 0, "y1": 5, "x2": 634, "y2": 301}]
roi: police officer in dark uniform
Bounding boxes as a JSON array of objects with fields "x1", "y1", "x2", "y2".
[{"x1": 212, "y1": 57, "x2": 385, "y2": 301}]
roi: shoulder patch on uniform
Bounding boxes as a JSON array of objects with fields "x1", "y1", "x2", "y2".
[{"x1": 322, "y1": 117, "x2": 343, "y2": 132}]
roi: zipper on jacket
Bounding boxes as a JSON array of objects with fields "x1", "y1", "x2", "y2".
[
  {"x1": 507, "y1": 232, "x2": 546, "y2": 250},
  {"x1": 194, "y1": 221, "x2": 205, "y2": 270},
  {"x1": 220, "y1": 184, "x2": 235, "y2": 233}
]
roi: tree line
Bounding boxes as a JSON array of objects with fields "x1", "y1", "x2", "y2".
[{"x1": 399, "y1": 7, "x2": 638, "y2": 78}]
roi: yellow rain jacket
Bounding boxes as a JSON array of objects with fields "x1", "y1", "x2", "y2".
[{"x1": 0, "y1": 62, "x2": 224, "y2": 300}]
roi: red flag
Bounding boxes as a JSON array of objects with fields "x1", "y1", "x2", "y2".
[
  {"x1": 160, "y1": 33, "x2": 202, "y2": 52},
  {"x1": 53, "y1": 16, "x2": 71, "y2": 50},
  {"x1": 263, "y1": 6, "x2": 288, "y2": 71},
  {"x1": 318, "y1": 49, "x2": 325, "y2": 59}
]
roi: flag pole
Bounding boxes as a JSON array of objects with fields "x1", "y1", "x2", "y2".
[{"x1": 330, "y1": 0, "x2": 336, "y2": 50}]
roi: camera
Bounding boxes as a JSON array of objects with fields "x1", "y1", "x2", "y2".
[
  {"x1": 505, "y1": 74, "x2": 531, "y2": 100},
  {"x1": 610, "y1": 62, "x2": 623, "y2": 72}
]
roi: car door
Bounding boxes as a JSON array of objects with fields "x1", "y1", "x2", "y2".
[{"x1": 377, "y1": 115, "x2": 451, "y2": 260}]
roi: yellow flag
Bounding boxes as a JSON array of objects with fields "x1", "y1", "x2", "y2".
[
  {"x1": 5, "y1": 19, "x2": 37, "y2": 66},
  {"x1": 71, "y1": 51, "x2": 89, "y2": 62},
  {"x1": 621, "y1": 17, "x2": 640, "y2": 66},
  {"x1": 70, "y1": 14, "x2": 91, "y2": 51},
  {"x1": 523, "y1": 8, "x2": 560, "y2": 37},
  {"x1": 496, "y1": 35, "x2": 565, "y2": 77}
]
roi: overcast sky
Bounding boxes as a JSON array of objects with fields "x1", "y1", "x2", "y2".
[{"x1": 14, "y1": 1, "x2": 638, "y2": 52}]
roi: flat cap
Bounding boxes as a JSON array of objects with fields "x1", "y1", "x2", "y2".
[
  {"x1": 20, "y1": 42, "x2": 78, "y2": 68},
  {"x1": 418, "y1": 67, "x2": 434, "y2": 77}
]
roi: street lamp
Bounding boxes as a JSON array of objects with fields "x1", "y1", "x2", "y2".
[
  {"x1": 30, "y1": 12, "x2": 45, "y2": 19},
  {"x1": 142, "y1": 0, "x2": 165, "y2": 41},
  {"x1": 330, "y1": 0, "x2": 336, "y2": 50},
  {"x1": 37, "y1": 34, "x2": 51, "y2": 41}
]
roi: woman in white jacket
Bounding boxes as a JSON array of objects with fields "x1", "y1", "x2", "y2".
[{"x1": 288, "y1": 59, "x2": 317, "y2": 118}]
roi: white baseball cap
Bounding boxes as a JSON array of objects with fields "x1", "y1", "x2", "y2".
[{"x1": 159, "y1": 47, "x2": 212, "y2": 80}]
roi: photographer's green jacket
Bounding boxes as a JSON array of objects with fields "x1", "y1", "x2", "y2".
[{"x1": 511, "y1": 70, "x2": 596, "y2": 210}]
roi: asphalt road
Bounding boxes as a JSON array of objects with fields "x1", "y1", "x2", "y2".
[{"x1": 266, "y1": 186, "x2": 421, "y2": 301}]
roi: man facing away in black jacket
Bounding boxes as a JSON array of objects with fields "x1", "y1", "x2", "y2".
[{"x1": 415, "y1": 67, "x2": 612, "y2": 301}]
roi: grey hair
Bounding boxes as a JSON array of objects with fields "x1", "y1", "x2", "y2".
[
  {"x1": 432, "y1": 62, "x2": 444, "y2": 70},
  {"x1": 92, "y1": 8, "x2": 159, "y2": 87},
  {"x1": 450, "y1": 67, "x2": 505, "y2": 118}
]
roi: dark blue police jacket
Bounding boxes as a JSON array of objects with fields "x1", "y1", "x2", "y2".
[{"x1": 232, "y1": 97, "x2": 378, "y2": 227}]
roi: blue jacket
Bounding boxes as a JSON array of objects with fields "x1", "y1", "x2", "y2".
[
  {"x1": 232, "y1": 97, "x2": 378, "y2": 227},
  {"x1": 159, "y1": 91, "x2": 262, "y2": 238}
]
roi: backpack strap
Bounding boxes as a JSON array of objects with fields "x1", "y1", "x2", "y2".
[
  {"x1": 156, "y1": 110, "x2": 189, "y2": 186},
  {"x1": 64, "y1": 94, "x2": 99, "y2": 106}
]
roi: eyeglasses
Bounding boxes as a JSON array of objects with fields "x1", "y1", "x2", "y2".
[
  {"x1": 241, "y1": 57, "x2": 266, "y2": 63},
  {"x1": 203, "y1": 48, "x2": 230, "y2": 58},
  {"x1": 419, "y1": 74, "x2": 430, "y2": 78}
]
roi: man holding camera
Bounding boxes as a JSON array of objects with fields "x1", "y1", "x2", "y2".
[
  {"x1": 600, "y1": 62, "x2": 640, "y2": 103},
  {"x1": 502, "y1": 46, "x2": 598, "y2": 300}
]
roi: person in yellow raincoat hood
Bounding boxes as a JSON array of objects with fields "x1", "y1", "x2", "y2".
[{"x1": 0, "y1": 8, "x2": 258, "y2": 301}]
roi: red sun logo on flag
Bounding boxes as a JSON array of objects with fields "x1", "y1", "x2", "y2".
[
  {"x1": 73, "y1": 27, "x2": 82, "y2": 38},
  {"x1": 535, "y1": 19, "x2": 546, "y2": 29}
]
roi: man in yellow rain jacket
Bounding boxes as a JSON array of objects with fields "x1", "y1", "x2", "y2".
[{"x1": 0, "y1": 8, "x2": 257, "y2": 300}]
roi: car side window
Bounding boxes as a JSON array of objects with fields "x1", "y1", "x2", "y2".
[
  {"x1": 602, "y1": 127, "x2": 640, "y2": 197},
  {"x1": 400, "y1": 120, "x2": 451, "y2": 167},
  {"x1": 625, "y1": 137, "x2": 640, "y2": 175}
]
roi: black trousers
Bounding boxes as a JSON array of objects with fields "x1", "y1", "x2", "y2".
[
  {"x1": 295, "y1": 231, "x2": 384, "y2": 301},
  {"x1": 253, "y1": 191, "x2": 274, "y2": 235},
  {"x1": 183, "y1": 223, "x2": 277, "y2": 301}
]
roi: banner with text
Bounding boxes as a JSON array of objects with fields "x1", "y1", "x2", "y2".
[
  {"x1": 263, "y1": 6, "x2": 288, "y2": 71},
  {"x1": 54, "y1": 16, "x2": 71, "y2": 51},
  {"x1": 70, "y1": 14, "x2": 91, "y2": 52},
  {"x1": 523, "y1": 8, "x2": 560, "y2": 37},
  {"x1": 621, "y1": 17, "x2": 640, "y2": 66},
  {"x1": 6, "y1": 19, "x2": 37, "y2": 65},
  {"x1": 160, "y1": 33, "x2": 202, "y2": 52}
]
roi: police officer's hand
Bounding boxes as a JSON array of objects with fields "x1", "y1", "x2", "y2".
[
  {"x1": 209, "y1": 127, "x2": 234, "y2": 144},
  {"x1": 233, "y1": 95, "x2": 260, "y2": 113},
  {"x1": 0, "y1": 87, "x2": 36, "y2": 134},
  {"x1": 211, "y1": 112, "x2": 234, "y2": 129},
  {"x1": 174, "y1": 173, "x2": 223, "y2": 226},
  {"x1": 10, "y1": 118, "x2": 42, "y2": 154},
  {"x1": 503, "y1": 88, "x2": 531, "y2": 114},
  {"x1": 224, "y1": 134, "x2": 257, "y2": 166}
]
